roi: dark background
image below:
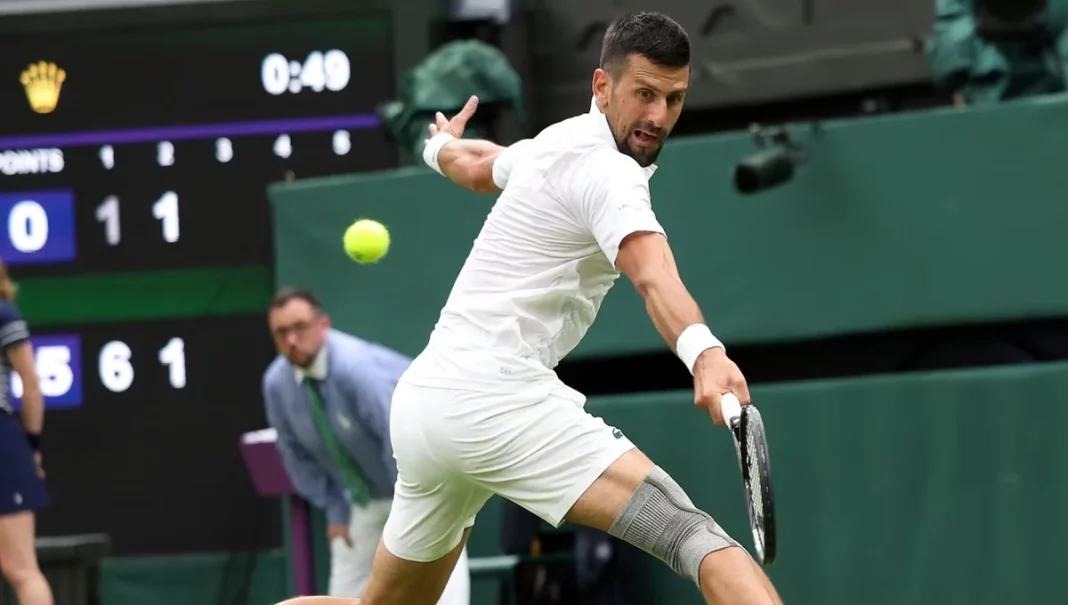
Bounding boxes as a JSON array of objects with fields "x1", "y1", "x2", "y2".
[
  {"x1": 0, "y1": 13, "x2": 394, "y2": 132},
  {"x1": 34, "y1": 314, "x2": 281, "y2": 554}
]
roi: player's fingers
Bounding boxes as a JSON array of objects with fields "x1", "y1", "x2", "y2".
[
  {"x1": 428, "y1": 123, "x2": 439, "y2": 136},
  {"x1": 731, "y1": 379, "x2": 752, "y2": 406},
  {"x1": 708, "y1": 407, "x2": 725, "y2": 426},
  {"x1": 705, "y1": 390, "x2": 726, "y2": 425},
  {"x1": 454, "y1": 95, "x2": 479, "y2": 124},
  {"x1": 435, "y1": 111, "x2": 450, "y2": 131}
]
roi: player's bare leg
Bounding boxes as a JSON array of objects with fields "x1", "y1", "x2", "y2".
[
  {"x1": 565, "y1": 448, "x2": 782, "y2": 605},
  {"x1": 278, "y1": 527, "x2": 472, "y2": 605},
  {"x1": 749, "y1": 557, "x2": 783, "y2": 603}
]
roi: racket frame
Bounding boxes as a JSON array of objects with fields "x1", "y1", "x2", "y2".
[{"x1": 720, "y1": 394, "x2": 777, "y2": 565}]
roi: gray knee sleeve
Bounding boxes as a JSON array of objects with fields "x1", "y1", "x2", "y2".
[{"x1": 607, "y1": 466, "x2": 739, "y2": 586}]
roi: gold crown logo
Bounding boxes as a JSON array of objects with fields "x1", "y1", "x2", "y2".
[{"x1": 20, "y1": 61, "x2": 66, "y2": 114}]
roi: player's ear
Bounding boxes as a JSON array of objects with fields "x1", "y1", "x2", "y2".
[{"x1": 592, "y1": 68, "x2": 611, "y2": 109}]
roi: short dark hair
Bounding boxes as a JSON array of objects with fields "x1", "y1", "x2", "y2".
[
  {"x1": 600, "y1": 12, "x2": 690, "y2": 77},
  {"x1": 269, "y1": 287, "x2": 324, "y2": 314}
]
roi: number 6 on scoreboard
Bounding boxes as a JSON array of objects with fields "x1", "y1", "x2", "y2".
[{"x1": 99, "y1": 341, "x2": 134, "y2": 393}]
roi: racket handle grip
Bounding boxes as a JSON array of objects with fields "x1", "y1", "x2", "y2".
[{"x1": 720, "y1": 393, "x2": 742, "y2": 425}]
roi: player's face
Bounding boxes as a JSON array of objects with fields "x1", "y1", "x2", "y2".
[
  {"x1": 268, "y1": 300, "x2": 330, "y2": 368},
  {"x1": 595, "y1": 54, "x2": 689, "y2": 167}
]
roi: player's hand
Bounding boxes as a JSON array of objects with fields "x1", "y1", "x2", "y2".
[
  {"x1": 327, "y1": 524, "x2": 352, "y2": 548},
  {"x1": 33, "y1": 452, "x2": 45, "y2": 479},
  {"x1": 692, "y1": 348, "x2": 751, "y2": 426},
  {"x1": 428, "y1": 95, "x2": 479, "y2": 139}
]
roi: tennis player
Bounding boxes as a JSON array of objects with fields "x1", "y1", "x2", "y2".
[{"x1": 279, "y1": 11, "x2": 782, "y2": 605}]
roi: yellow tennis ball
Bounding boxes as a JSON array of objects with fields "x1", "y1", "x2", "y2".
[{"x1": 343, "y1": 219, "x2": 390, "y2": 264}]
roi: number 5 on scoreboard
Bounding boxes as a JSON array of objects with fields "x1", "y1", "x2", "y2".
[
  {"x1": 36, "y1": 345, "x2": 75, "y2": 398},
  {"x1": 10, "y1": 334, "x2": 83, "y2": 409}
]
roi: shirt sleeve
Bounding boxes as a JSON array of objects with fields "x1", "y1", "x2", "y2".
[
  {"x1": 492, "y1": 138, "x2": 535, "y2": 190},
  {"x1": 0, "y1": 303, "x2": 31, "y2": 351},
  {"x1": 262, "y1": 372, "x2": 352, "y2": 526},
  {"x1": 565, "y1": 149, "x2": 666, "y2": 266}
]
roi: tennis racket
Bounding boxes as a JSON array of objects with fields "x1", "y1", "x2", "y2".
[{"x1": 720, "y1": 393, "x2": 777, "y2": 565}]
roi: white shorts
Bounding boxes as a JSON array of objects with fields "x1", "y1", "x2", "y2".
[{"x1": 382, "y1": 378, "x2": 636, "y2": 563}]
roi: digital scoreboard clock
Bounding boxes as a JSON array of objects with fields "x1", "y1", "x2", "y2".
[{"x1": 0, "y1": 12, "x2": 396, "y2": 277}]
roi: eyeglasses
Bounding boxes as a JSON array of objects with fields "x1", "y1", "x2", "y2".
[{"x1": 271, "y1": 320, "x2": 315, "y2": 340}]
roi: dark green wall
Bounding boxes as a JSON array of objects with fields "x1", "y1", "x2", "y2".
[
  {"x1": 269, "y1": 95, "x2": 1068, "y2": 356},
  {"x1": 100, "y1": 551, "x2": 287, "y2": 605},
  {"x1": 583, "y1": 362, "x2": 1068, "y2": 605}
]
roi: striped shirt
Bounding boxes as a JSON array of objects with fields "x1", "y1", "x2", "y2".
[{"x1": 0, "y1": 300, "x2": 31, "y2": 413}]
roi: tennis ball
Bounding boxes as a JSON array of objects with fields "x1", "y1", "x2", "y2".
[{"x1": 343, "y1": 219, "x2": 390, "y2": 264}]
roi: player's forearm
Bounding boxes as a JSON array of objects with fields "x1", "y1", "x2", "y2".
[
  {"x1": 436, "y1": 139, "x2": 504, "y2": 194},
  {"x1": 635, "y1": 274, "x2": 706, "y2": 351},
  {"x1": 19, "y1": 383, "x2": 44, "y2": 434}
]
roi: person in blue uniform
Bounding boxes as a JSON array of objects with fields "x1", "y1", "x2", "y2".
[{"x1": 0, "y1": 260, "x2": 54, "y2": 605}]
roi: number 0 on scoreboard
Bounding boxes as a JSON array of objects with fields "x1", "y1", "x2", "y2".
[{"x1": 0, "y1": 190, "x2": 76, "y2": 265}]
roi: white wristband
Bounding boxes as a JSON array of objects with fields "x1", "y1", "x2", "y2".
[
  {"x1": 422, "y1": 132, "x2": 455, "y2": 176},
  {"x1": 675, "y1": 324, "x2": 724, "y2": 375}
]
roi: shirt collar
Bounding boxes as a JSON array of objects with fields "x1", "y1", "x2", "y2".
[
  {"x1": 293, "y1": 342, "x2": 328, "y2": 383},
  {"x1": 587, "y1": 96, "x2": 659, "y2": 179}
]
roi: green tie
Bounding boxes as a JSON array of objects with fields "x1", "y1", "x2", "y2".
[{"x1": 303, "y1": 378, "x2": 371, "y2": 507}]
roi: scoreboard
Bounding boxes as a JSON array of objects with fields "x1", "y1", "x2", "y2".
[
  {"x1": 0, "y1": 11, "x2": 396, "y2": 276},
  {"x1": 0, "y1": 7, "x2": 398, "y2": 555}
]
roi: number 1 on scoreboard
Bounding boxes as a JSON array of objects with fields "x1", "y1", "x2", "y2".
[
  {"x1": 96, "y1": 195, "x2": 121, "y2": 246},
  {"x1": 152, "y1": 191, "x2": 180, "y2": 243},
  {"x1": 95, "y1": 193, "x2": 180, "y2": 246},
  {"x1": 99, "y1": 145, "x2": 115, "y2": 170}
]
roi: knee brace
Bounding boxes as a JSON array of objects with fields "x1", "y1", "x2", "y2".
[{"x1": 607, "y1": 466, "x2": 739, "y2": 586}]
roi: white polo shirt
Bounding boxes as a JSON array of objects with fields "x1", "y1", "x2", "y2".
[{"x1": 403, "y1": 98, "x2": 666, "y2": 393}]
